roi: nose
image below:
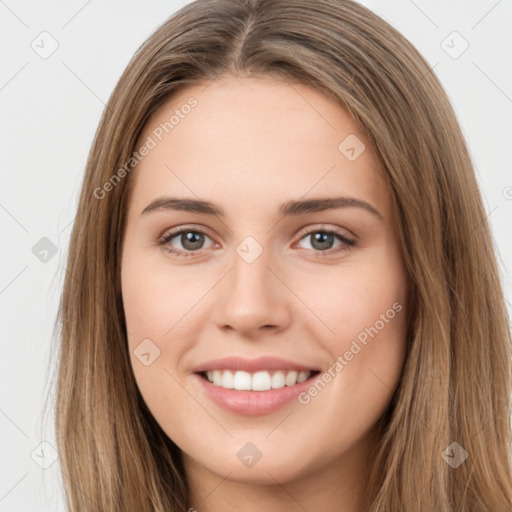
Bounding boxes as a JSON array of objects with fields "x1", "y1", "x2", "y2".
[{"x1": 213, "y1": 246, "x2": 292, "y2": 338}]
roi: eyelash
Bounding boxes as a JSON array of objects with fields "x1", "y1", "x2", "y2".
[{"x1": 157, "y1": 225, "x2": 356, "y2": 258}]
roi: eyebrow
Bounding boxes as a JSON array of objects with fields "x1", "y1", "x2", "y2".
[{"x1": 140, "y1": 196, "x2": 384, "y2": 221}]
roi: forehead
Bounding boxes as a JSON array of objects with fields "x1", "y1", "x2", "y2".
[{"x1": 129, "y1": 74, "x2": 390, "y2": 219}]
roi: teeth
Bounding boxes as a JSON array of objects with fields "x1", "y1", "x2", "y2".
[
  {"x1": 221, "y1": 370, "x2": 234, "y2": 389},
  {"x1": 212, "y1": 370, "x2": 222, "y2": 386},
  {"x1": 234, "y1": 370, "x2": 252, "y2": 390},
  {"x1": 285, "y1": 371, "x2": 298, "y2": 386},
  {"x1": 271, "y1": 371, "x2": 285, "y2": 389},
  {"x1": 204, "y1": 370, "x2": 312, "y2": 391},
  {"x1": 297, "y1": 371, "x2": 309, "y2": 383}
]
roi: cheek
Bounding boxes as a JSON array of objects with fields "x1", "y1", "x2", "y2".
[
  {"x1": 122, "y1": 251, "x2": 177, "y2": 372},
  {"x1": 121, "y1": 256, "x2": 196, "y2": 434},
  {"x1": 303, "y1": 251, "x2": 408, "y2": 420},
  {"x1": 298, "y1": 248, "x2": 409, "y2": 407},
  {"x1": 121, "y1": 246, "x2": 215, "y2": 402},
  {"x1": 121, "y1": 249, "x2": 198, "y2": 341},
  {"x1": 304, "y1": 251, "x2": 408, "y2": 345}
]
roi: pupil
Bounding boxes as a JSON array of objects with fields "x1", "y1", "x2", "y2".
[
  {"x1": 312, "y1": 232, "x2": 333, "y2": 250},
  {"x1": 182, "y1": 232, "x2": 203, "y2": 250}
]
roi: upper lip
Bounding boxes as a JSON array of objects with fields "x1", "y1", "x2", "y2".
[{"x1": 192, "y1": 356, "x2": 320, "y2": 374}]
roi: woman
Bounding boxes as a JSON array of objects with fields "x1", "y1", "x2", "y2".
[{"x1": 54, "y1": 0, "x2": 512, "y2": 510}]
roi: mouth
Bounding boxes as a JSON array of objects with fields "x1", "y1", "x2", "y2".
[
  {"x1": 193, "y1": 368, "x2": 322, "y2": 416},
  {"x1": 197, "y1": 369, "x2": 321, "y2": 391},
  {"x1": 191, "y1": 355, "x2": 323, "y2": 415}
]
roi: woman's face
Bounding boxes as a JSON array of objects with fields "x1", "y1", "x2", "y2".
[{"x1": 121, "y1": 74, "x2": 409, "y2": 490}]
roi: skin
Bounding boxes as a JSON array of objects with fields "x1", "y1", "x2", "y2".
[{"x1": 121, "y1": 74, "x2": 409, "y2": 512}]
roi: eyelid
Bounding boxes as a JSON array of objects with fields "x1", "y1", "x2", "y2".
[
  {"x1": 157, "y1": 225, "x2": 217, "y2": 258},
  {"x1": 158, "y1": 223, "x2": 218, "y2": 243},
  {"x1": 295, "y1": 223, "x2": 355, "y2": 241},
  {"x1": 293, "y1": 224, "x2": 356, "y2": 254},
  {"x1": 158, "y1": 223, "x2": 356, "y2": 256},
  {"x1": 159, "y1": 223, "x2": 353, "y2": 244}
]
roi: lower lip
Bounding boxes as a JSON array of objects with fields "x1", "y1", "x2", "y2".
[{"x1": 193, "y1": 372, "x2": 319, "y2": 416}]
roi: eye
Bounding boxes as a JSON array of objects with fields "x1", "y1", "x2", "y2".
[
  {"x1": 158, "y1": 227, "x2": 215, "y2": 257},
  {"x1": 295, "y1": 226, "x2": 355, "y2": 255},
  {"x1": 157, "y1": 224, "x2": 356, "y2": 258}
]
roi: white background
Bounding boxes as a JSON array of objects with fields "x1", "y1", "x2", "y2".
[{"x1": 0, "y1": 0, "x2": 511, "y2": 510}]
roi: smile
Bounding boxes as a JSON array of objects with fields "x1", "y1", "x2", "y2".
[{"x1": 201, "y1": 369, "x2": 317, "y2": 391}]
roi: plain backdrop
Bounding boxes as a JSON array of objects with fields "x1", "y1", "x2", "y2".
[{"x1": 0, "y1": 0, "x2": 511, "y2": 510}]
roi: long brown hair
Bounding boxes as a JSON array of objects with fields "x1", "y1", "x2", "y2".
[{"x1": 53, "y1": 0, "x2": 512, "y2": 510}]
